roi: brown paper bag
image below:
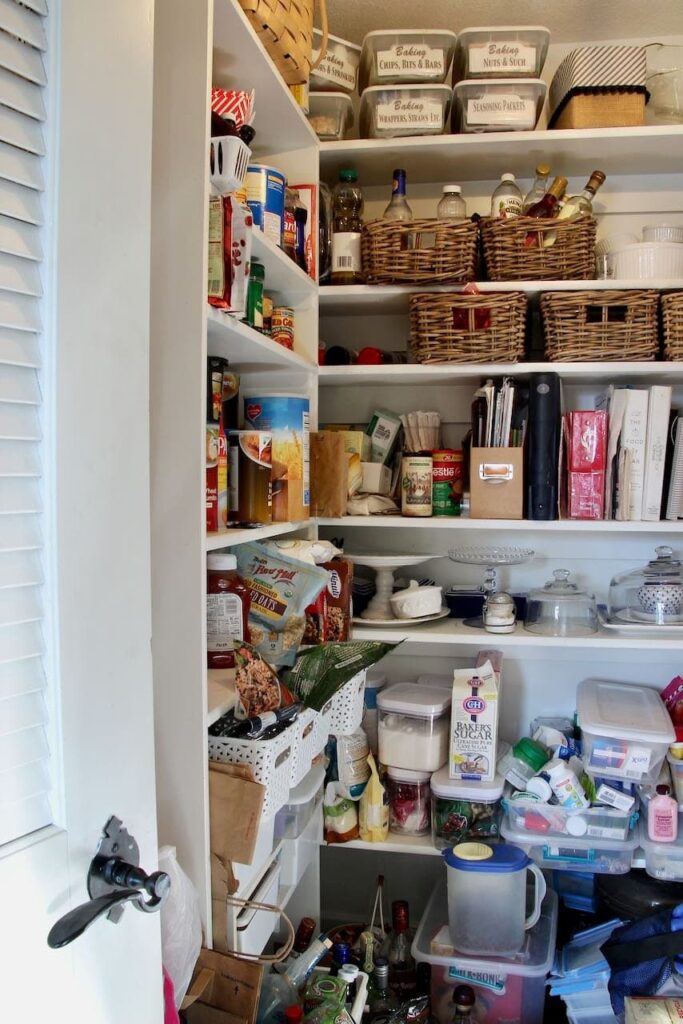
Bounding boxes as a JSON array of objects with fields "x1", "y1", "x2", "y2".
[
  {"x1": 182, "y1": 947, "x2": 263, "y2": 1024},
  {"x1": 209, "y1": 762, "x2": 265, "y2": 867},
  {"x1": 311, "y1": 431, "x2": 347, "y2": 517}
]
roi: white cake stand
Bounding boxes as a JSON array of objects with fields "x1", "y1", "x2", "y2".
[{"x1": 348, "y1": 554, "x2": 434, "y2": 620}]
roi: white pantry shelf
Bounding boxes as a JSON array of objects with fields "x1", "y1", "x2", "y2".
[
  {"x1": 319, "y1": 362, "x2": 683, "y2": 386},
  {"x1": 207, "y1": 307, "x2": 318, "y2": 374},
  {"x1": 327, "y1": 834, "x2": 441, "y2": 857},
  {"x1": 206, "y1": 519, "x2": 312, "y2": 550},
  {"x1": 207, "y1": 668, "x2": 236, "y2": 727},
  {"x1": 318, "y1": 516, "x2": 683, "y2": 533},
  {"x1": 320, "y1": 281, "x2": 683, "y2": 317},
  {"x1": 251, "y1": 229, "x2": 316, "y2": 300},
  {"x1": 320, "y1": 126, "x2": 683, "y2": 186}
]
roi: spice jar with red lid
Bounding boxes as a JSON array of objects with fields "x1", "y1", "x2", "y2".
[{"x1": 207, "y1": 553, "x2": 251, "y2": 669}]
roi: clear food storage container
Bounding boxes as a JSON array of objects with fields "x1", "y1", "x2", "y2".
[
  {"x1": 377, "y1": 683, "x2": 451, "y2": 772},
  {"x1": 430, "y1": 765, "x2": 504, "y2": 849},
  {"x1": 452, "y1": 78, "x2": 547, "y2": 133},
  {"x1": 359, "y1": 30, "x2": 457, "y2": 91},
  {"x1": 607, "y1": 546, "x2": 683, "y2": 625},
  {"x1": 504, "y1": 797, "x2": 634, "y2": 843},
  {"x1": 577, "y1": 678, "x2": 675, "y2": 783},
  {"x1": 453, "y1": 26, "x2": 550, "y2": 82},
  {"x1": 386, "y1": 766, "x2": 431, "y2": 836},
  {"x1": 308, "y1": 92, "x2": 353, "y2": 141},
  {"x1": 273, "y1": 763, "x2": 325, "y2": 840},
  {"x1": 311, "y1": 29, "x2": 361, "y2": 93},
  {"x1": 360, "y1": 84, "x2": 452, "y2": 139},
  {"x1": 501, "y1": 817, "x2": 638, "y2": 874},
  {"x1": 639, "y1": 814, "x2": 683, "y2": 881}
]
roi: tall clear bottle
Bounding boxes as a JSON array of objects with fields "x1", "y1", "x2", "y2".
[
  {"x1": 490, "y1": 173, "x2": 523, "y2": 219},
  {"x1": 387, "y1": 900, "x2": 416, "y2": 997},
  {"x1": 383, "y1": 168, "x2": 413, "y2": 222},
  {"x1": 556, "y1": 170, "x2": 606, "y2": 221},
  {"x1": 368, "y1": 957, "x2": 399, "y2": 1021},
  {"x1": 522, "y1": 162, "x2": 551, "y2": 212},
  {"x1": 437, "y1": 184, "x2": 467, "y2": 222},
  {"x1": 331, "y1": 168, "x2": 364, "y2": 285}
]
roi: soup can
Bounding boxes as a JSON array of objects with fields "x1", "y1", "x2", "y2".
[
  {"x1": 245, "y1": 163, "x2": 286, "y2": 247},
  {"x1": 228, "y1": 430, "x2": 272, "y2": 525},
  {"x1": 401, "y1": 454, "x2": 433, "y2": 517},
  {"x1": 271, "y1": 306, "x2": 295, "y2": 350},
  {"x1": 432, "y1": 449, "x2": 463, "y2": 517},
  {"x1": 243, "y1": 394, "x2": 310, "y2": 522}
]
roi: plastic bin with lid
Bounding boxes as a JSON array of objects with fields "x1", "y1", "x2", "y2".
[
  {"x1": 452, "y1": 78, "x2": 547, "y2": 133},
  {"x1": 274, "y1": 763, "x2": 325, "y2": 841},
  {"x1": 411, "y1": 881, "x2": 558, "y2": 1024},
  {"x1": 668, "y1": 750, "x2": 683, "y2": 806},
  {"x1": 430, "y1": 765, "x2": 505, "y2": 849},
  {"x1": 377, "y1": 682, "x2": 451, "y2": 772},
  {"x1": 577, "y1": 679, "x2": 675, "y2": 784},
  {"x1": 359, "y1": 30, "x2": 457, "y2": 91},
  {"x1": 639, "y1": 812, "x2": 683, "y2": 881},
  {"x1": 452, "y1": 26, "x2": 550, "y2": 82},
  {"x1": 308, "y1": 93, "x2": 353, "y2": 141},
  {"x1": 360, "y1": 84, "x2": 452, "y2": 139},
  {"x1": 501, "y1": 816, "x2": 638, "y2": 874},
  {"x1": 504, "y1": 796, "x2": 635, "y2": 843},
  {"x1": 311, "y1": 29, "x2": 361, "y2": 93}
]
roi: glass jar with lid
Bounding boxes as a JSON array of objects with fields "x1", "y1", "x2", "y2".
[
  {"x1": 524, "y1": 569, "x2": 598, "y2": 636},
  {"x1": 608, "y1": 546, "x2": 683, "y2": 625}
]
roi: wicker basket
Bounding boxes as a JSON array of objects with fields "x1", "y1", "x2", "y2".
[
  {"x1": 362, "y1": 219, "x2": 478, "y2": 285},
  {"x1": 662, "y1": 292, "x2": 683, "y2": 361},
  {"x1": 541, "y1": 290, "x2": 659, "y2": 362},
  {"x1": 481, "y1": 214, "x2": 597, "y2": 281},
  {"x1": 238, "y1": 0, "x2": 327, "y2": 85},
  {"x1": 410, "y1": 291, "x2": 527, "y2": 364}
]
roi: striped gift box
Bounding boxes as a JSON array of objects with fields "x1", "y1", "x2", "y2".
[{"x1": 549, "y1": 45, "x2": 646, "y2": 126}]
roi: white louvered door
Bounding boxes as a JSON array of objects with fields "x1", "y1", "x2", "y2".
[{"x1": 0, "y1": 2, "x2": 163, "y2": 1021}]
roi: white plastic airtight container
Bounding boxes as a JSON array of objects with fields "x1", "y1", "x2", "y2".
[
  {"x1": 377, "y1": 683, "x2": 451, "y2": 772},
  {"x1": 359, "y1": 30, "x2": 457, "y2": 91}
]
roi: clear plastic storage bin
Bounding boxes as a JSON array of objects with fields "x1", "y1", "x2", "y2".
[
  {"x1": 378, "y1": 683, "x2": 451, "y2": 772},
  {"x1": 577, "y1": 679, "x2": 675, "y2": 784},
  {"x1": 452, "y1": 78, "x2": 547, "y2": 132},
  {"x1": 453, "y1": 26, "x2": 550, "y2": 82},
  {"x1": 639, "y1": 814, "x2": 683, "y2": 881},
  {"x1": 360, "y1": 84, "x2": 452, "y2": 139},
  {"x1": 504, "y1": 798, "x2": 634, "y2": 843},
  {"x1": 311, "y1": 29, "x2": 361, "y2": 93},
  {"x1": 274, "y1": 763, "x2": 325, "y2": 841},
  {"x1": 501, "y1": 818, "x2": 638, "y2": 874},
  {"x1": 430, "y1": 765, "x2": 504, "y2": 849},
  {"x1": 308, "y1": 92, "x2": 353, "y2": 141},
  {"x1": 359, "y1": 30, "x2": 457, "y2": 91},
  {"x1": 412, "y1": 881, "x2": 558, "y2": 1024}
]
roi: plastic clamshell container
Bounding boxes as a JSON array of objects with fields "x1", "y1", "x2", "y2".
[
  {"x1": 378, "y1": 683, "x2": 451, "y2": 772},
  {"x1": 503, "y1": 799, "x2": 634, "y2": 843},
  {"x1": 453, "y1": 26, "x2": 550, "y2": 82},
  {"x1": 308, "y1": 92, "x2": 353, "y2": 141},
  {"x1": 359, "y1": 30, "x2": 457, "y2": 91},
  {"x1": 274, "y1": 764, "x2": 325, "y2": 841},
  {"x1": 577, "y1": 679, "x2": 675, "y2": 783},
  {"x1": 501, "y1": 817, "x2": 638, "y2": 874},
  {"x1": 360, "y1": 84, "x2": 452, "y2": 139},
  {"x1": 452, "y1": 78, "x2": 547, "y2": 132},
  {"x1": 639, "y1": 813, "x2": 683, "y2": 881},
  {"x1": 311, "y1": 29, "x2": 362, "y2": 93},
  {"x1": 412, "y1": 881, "x2": 558, "y2": 1024},
  {"x1": 430, "y1": 764, "x2": 505, "y2": 849}
]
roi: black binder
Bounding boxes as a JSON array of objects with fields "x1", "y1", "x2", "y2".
[{"x1": 526, "y1": 372, "x2": 562, "y2": 520}]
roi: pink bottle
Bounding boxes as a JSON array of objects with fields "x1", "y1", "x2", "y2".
[{"x1": 648, "y1": 784, "x2": 679, "y2": 843}]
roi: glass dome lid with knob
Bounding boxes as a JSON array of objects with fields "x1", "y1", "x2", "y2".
[
  {"x1": 524, "y1": 569, "x2": 598, "y2": 636},
  {"x1": 608, "y1": 546, "x2": 683, "y2": 625}
]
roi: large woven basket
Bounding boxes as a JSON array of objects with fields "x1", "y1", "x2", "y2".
[
  {"x1": 662, "y1": 292, "x2": 683, "y2": 361},
  {"x1": 238, "y1": 0, "x2": 327, "y2": 85},
  {"x1": 410, "y1": 291, "x2": 527, "y2": 364},
  {"x1": 362, "y1": 219, "x2": 478, "y2": 285},
  {"x1": 541, "y1": 290, "x2": 659, "y2": 362},
  {"x1": 481, "y1": 214, "x2": 597, "y2": 281}
]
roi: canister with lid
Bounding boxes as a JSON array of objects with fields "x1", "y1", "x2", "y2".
[
  {"x1": 432, "y1": 449, "x2": 463, "y2": 516},
  {"x1": 430, "y1": 765, "x2": 505, "y2": 849},
  {"x1": 377, "y1": 683, "x2": 451, "y2": 772},
  {"x1": 498, "y1": 737, "x2": 550, "y2": 790},
  {"x1": 386, "y1": 766, "x2": 431, "y2": 836},
  {"x1": 401, "y1": 454, "x2": 433, "y2": 517}
]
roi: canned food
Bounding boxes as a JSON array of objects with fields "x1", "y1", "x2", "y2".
[
  {"x1": 245, "y1": 163, "x2": 286, "y2": 247},
  {"x1": 271, "y1": 306, "x2": 295, "y2": 350},
  {"x1": 401, "y1": 454, "x2": 433, "y2": 517},
  {"x1": 432, "y1": 449, "x2": 463, "y2": 517},
  {"x1": 228, "y1": 430, "x2": 272, "y2": 525},
  {"x1": 246, "y1": 259, "x2": 265, "y2": 330}
]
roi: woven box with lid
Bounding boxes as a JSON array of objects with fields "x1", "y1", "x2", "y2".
[{"x1": 548, "y1": 45, "x2": 647, "y2": 128}]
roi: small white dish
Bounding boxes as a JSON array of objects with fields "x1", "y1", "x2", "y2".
[
  {"x1": 390, "y1": 580, "x2": 443, "y2": 619},
  {"x1": 643, "y1": 223, "x2": 683, "y2": 244}
]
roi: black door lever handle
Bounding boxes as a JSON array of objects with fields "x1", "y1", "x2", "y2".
[{"x1": 47, "y1": 888, "x2": 142, "y2": 948}]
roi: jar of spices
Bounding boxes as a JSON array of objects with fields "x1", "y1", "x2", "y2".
[
  {"x1": 246, "y1": 259, "x2": 265, "y2": 330},
  {"x1": 387, "y1": 766, "x2": 431, "y2": 836},
  {"x1": 207, "y1": 553, "x2": 251, "y2": 669}
]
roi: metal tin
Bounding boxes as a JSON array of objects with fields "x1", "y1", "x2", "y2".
[
  {"x1": 401, "y1": 454, "x2": 433, "y2": 517},
  {"x1": 432, "y1": 449, "x2": 463, "y2": 517},
  {"x1": 271, "y1": 305, "x2": 295, "y2": 350},
  {"x1": 245, "y1": 163, "x2": 286, "y2": 247}
]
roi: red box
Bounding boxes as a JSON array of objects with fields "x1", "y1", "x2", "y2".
[{"x1": 567, "y1": 411, "x2": 607, "y2": 520}]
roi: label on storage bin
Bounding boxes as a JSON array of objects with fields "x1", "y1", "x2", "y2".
[
  {"x1": 316, "y1": 50, "x2": 357, "y2": 89},
  {"x1": 377, "y1": 45, "x2": 445, "y2": 78},
  {"x1": 467, "y1": 94, "x2": 535, "y2": 127},
  {"x1": 375, "y1": 97, "x2": 443, "y2": 132},
  {"x1": 448, "y1": 968, "x2": 506, "y2": 995},
  {"x1": 468, "y1": 41, "x2": 537, "y2": 74}
]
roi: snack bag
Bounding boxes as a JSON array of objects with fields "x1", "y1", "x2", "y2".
[
  {"x1": 324, "y1": 782, "x2": 359, "y2": 844},
  {"x1": 283, "y1": 640, "x2": 400, "y2": 711},
  {"x1": 235, "y1": 543, "x2": 328, "y2": 667},
  {"x1": 233, "y1": 642, "x2": 296, "y2": 719},
  {"x1": 359, "y1": 753, "x2": 389, "y2": 842}
]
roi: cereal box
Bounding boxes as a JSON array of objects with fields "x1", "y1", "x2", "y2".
[{"x1": 449, "y1": 659, "x2": 499, "y2": 781}]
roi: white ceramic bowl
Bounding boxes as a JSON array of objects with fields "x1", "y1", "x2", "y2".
[
  {"x1": 643, "y1": 223, "x2": 683, "y2": 244},
  {"x1": 611, "y1": 241, "x2": 683, "y2": 279},
  {"x1": 390, "y1": 580, "x2": 443, "y2": 619},
  {"x1": 595, "y1": 233, "x2": 638, "y2": 257}
]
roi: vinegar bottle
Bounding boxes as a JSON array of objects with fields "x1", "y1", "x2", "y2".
[{"x1": 331, "y1": 169, "x2": 364, "y2": 285}]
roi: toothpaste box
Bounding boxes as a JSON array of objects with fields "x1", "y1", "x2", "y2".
[{"x1": 450, "y1": 659, "x2": 499, "y2": 782}]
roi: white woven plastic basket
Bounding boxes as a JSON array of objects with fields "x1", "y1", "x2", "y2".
[
  {"x1": 321, "y1": 670, "x2": 366, "y2": 736},
  {"x1": 289, "y1": 707, "x2": 326, "y2": 787},
  {"x1": 209, "y1": 135, "x2": 251, "y2": 193},
  {"x1": 208, "y1": 725, "x2": 293, "y2": 819}
]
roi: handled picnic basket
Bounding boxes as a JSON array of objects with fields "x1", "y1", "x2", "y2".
[{"x1": 238, "y1": 0, "x2": 328, "y2": 85}]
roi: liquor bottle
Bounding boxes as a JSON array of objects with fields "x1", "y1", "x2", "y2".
[
  {"x1": 556, "y1": 170, "x2": 606, "y2": 221},
  {"x1": 291, "y1": 917, "x2": 316, "y2": 957},
  {"x1": 522, "y1": 162, "x2": 551, "y2": 212},
  {"x1": 525, "y1": 175, "x2": 568, "y2": 220},
  {"x1": 362, "y1": 933, "x2": 378, "y2": 1005},
  {"x1": 331, "y1": 169, "x2": 364, "y2": 285},
  {"x1": 387, "y1": 900, "x2": 416, "y2": 997},
  {"x1": 368, "y1": 957, "x2": 400, "y2": 1021},
  {"x1": 437, "y1": 184, "x2": 467, "y2": 222},
  {"x1": 330, "y1": 940, "x2": 352, "y2": 976},
  {"x1": 383, "y1": 168, "x2": 413, "y2": 221},
  {"x1": 452, "y1": 985, "x2": 476, "y2": 1023},
  {"x1": 490, "y1": 173, "x2": 523, "y2": 219}
]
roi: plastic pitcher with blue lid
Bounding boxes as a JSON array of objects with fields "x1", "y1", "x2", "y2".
[{"x1": 443, "y1": 841, "x2": 547, "y2": 956}]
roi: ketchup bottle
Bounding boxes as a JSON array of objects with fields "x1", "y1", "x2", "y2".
[{"x1": 207, "y1": 553, "x2": 251, "y2": 669}]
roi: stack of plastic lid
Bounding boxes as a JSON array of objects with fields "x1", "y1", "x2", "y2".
[{"x1": 548, "y1": 919, "x2": 622, "y2": 1024}]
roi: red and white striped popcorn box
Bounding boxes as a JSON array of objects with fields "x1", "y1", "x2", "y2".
[{"x1": 211, "y1": 87, "x2": 255, "y2": 127}]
